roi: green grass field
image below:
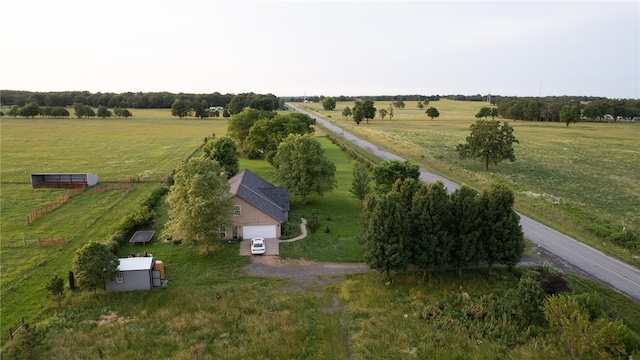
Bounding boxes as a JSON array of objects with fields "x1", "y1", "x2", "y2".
[
  {"x1": 296, "y1": 100, "x2": 640, "y2": 266},
  {"x1": 0, "y1": 110, "x2": 227, "y2": 340},
  {"x1": 2, "y1": 107, "x2": 640, "y2": 359}
]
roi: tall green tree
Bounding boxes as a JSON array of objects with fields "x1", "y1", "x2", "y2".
[
  {"x1": 341, "y1": 106, "x2": 352, "y2": 120},
  {"x1": 226, "y1": 94, "x2": 246, "y2": 115},
  {"x1": 272, "y1": 134, "x2": 337, "y2": 203},
  {"x1": 425, "y1": 106, "x2": 440, "y2": 120},
  {"x1": 227, "y1": 108, "x2": 276, "y2": 156},
  {"x1": 8, "y1": 105, "x2": 20, "y2": 117},
  {"x1": 448, "y1": 186, "x2": 482, "y2": 275},
  {"x1": 410, "y1": 181, "x2": 452, "y2": 269},
  {"x1": 417, "y1": 101, "x2": 424, "y2": 109},
  {"x1": 194, "y1": 100, "x2": 210, "y2": 119},
  {"x1": 349, "y1": 162, "x2": 371, "y2": 201},
  {"x1": 202, "y1": 136, "x2": 240, "y2": 178},
  {"x1": 560, "y1": 104, "x2": 581, "y2": 127},
  {"x1": 96, "y1": 105, "x2": 112, "y2": 119},
  {"x1": 378, "y1": 108, "x2": 388, "y2": 120},
  {"x1": 361, "y1": 192, "x2": 412, "y2": 279},
  {"x1": 322, "y1": 97, "x2": 336, "y2": 110},
  {"x1": 71, "y1": 242, "x2": 119, "y2": 296},
  {"x1": 21, "y1": 102, "x2": 40, "y2": 118},
  {"x1": 456, "y1": 119, "x2": 519, "y2": 171},
  {"x1": 388, "y1": 103, "x2": 394, "y2": 120},
  {"x1": 475, "y1": 106, "x2": 492, "y2": 120},
  {"x1": 244, "y1": 112, "x2": 315, "y2": 163},
  {"x1": 171, "y1": 99, "x2": 189, "y2": 119},
  {"x1": 477, "y1": 183, "x2": 524, "y2": 271},
  {"x1": 372, "y1": 160, "x2": 420, "y2": 194},
  {"x1": 393, "y1": 100, "x2": 405, "y2": 109},
  {"x1": 490, "y1": 107, "x2": 498, "y2": 120},
  {"x1": 353, "y1": 100, "x2": 376, "y2": 124},
  {"x1": 164, "y1": 157, "x2": 233, "y2": 243}
]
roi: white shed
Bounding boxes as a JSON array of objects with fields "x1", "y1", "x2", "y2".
[{"x1": 105, "y1": 257, "x2": 158, "y2": 292}]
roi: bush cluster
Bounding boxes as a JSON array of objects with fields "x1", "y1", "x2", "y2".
[{"x1": 104, "y1": 186, "x2": 168, "y2": 252}]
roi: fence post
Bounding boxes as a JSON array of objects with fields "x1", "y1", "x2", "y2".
[{"x1": 8, "y1": 328, "x2": 12, "y2": 340}]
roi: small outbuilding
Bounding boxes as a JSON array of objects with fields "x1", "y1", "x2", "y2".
[
  {"x1": 105, "y1": 257, "x2": 161, "y2": 292},
  {"x1": 30, "y1": 173, "x2": 98, "y2": 188}
]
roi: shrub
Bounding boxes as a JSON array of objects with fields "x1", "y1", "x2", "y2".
[
  {"x1": 610, "y1": 228, "x2": 639, "y2": 249},
  {"x1": 506, "y1": 270, "x2": 545, "y2": 325},
  {"x1": 306, "y1": 209, "x2": 321, "y2": 234}
]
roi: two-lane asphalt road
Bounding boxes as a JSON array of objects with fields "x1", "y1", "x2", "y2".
[{"x1": 286, "y1": 103, "x2": 640, "y2": 302}]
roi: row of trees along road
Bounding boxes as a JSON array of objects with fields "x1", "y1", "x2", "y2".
[{"x1": 361, "y1": 178, "x2": 524, "y2": 279}]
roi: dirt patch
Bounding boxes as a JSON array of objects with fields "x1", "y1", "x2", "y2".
[
  {"x1": 245, "y1": 255, "x2": 371, "y2": 293},
  {"x1": 246, "y1": 256, "x2": 371, "y2": 280},
  {"x1": 96, "y1": 311, "x2": 132, "y2": 326}
]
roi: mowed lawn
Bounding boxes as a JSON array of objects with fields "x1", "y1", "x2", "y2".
[{"x1": 297, "y1": 100, "x2": 640, "y2": 266}]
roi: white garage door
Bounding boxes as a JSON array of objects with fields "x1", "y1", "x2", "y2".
[{"x1": 243, "y1": 225, "x2": 277, "y2": 239}]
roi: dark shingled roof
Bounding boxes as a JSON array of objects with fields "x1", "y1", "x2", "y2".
[{"x1": 228, "y1": 169, "x2": 290, "y2": 223}]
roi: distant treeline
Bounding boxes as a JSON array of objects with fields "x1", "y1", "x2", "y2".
[
  {"x1": 0, "y1": 90, "x2": 281, "y2": 110},
  {"x1": 3, "y1": 90, "x2": 638, "y2": 121},
  {"x1": 282, "y1": 94, "x2": 442, "y2": 103},
  {"x1": 493, "y1": 96, "x2": 640, "y2": 121}
]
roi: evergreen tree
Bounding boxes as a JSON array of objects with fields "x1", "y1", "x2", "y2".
[
  {"x1": 361, "y1": 192, "x2": 411, "y2": 279},
  {"x1": 410, "y1": 182, "x2": 451, "y2": 269},
  {"x1": 349, "y1": 162, "x2": 371, "y2": 201},
  {"x1": 448, "y1": 186, "x2": 482, "y2": 275},
  {"x1": 477, "y1": 183, "x2": 524, "y2": 271}
]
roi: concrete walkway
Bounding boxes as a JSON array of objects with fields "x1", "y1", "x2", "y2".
[{"x1": 279, "y1": 218, "x2": 307, "y2": 243}]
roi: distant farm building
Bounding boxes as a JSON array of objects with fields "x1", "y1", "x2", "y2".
[{"x1": 30, "y1": 173, "x2": 98, "y2": 188}]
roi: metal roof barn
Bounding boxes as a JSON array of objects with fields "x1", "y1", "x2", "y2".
[{"x1": 30, "y1": 173, "x2": 98, "y2": 188}]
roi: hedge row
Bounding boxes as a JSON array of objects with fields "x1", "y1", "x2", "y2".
[{"x1": 104, "y1": 186, "x2": 169, "y2": 253}]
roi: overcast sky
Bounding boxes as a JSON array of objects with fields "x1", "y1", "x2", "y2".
[{"x1": 1, "y1": 0, "x2": 638, "y2": 99}]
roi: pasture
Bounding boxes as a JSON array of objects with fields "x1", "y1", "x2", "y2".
[
  {"x1": 298, "y1": 100, "x2": 640, "y2": 266},
  {"x1": 0, "y1": 111, "x2": 226, "y2": 338}
]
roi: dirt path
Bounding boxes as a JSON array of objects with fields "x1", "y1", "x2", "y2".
[
  {"x1": 245, "y1": 248, "x2": 589, "y2": 283},
  {"x1": 245, "y1": 256, "x2": 371, "y2": 284}
]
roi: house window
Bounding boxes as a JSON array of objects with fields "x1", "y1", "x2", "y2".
[
  {"x1": 116, "y1": 273, "x2": 124, "y2": 284},
  {"x1": 234, "y1": 205, "x2": 241, "y2": 216},
  {"x1": 219, "y1": 228, "x2": 226, "y2": 238}
]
